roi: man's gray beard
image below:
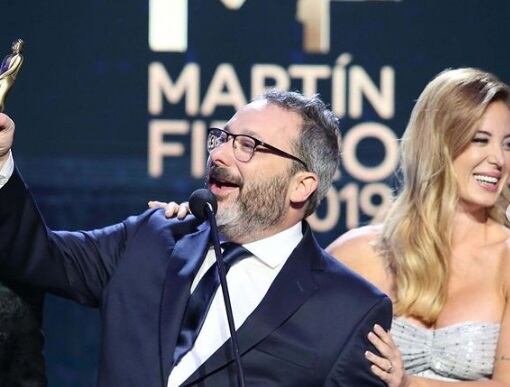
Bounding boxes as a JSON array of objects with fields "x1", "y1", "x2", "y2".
[{"x1": 216, "y1": 172, "x2": 290, "y2": 242}]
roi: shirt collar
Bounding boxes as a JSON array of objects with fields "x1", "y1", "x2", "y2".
[{"x1": 241, "y1": 222, "x2": 303, "y2": 269}]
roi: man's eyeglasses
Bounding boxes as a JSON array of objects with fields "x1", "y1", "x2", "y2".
[{"x1": 207, "y1": 127, "x2": 308, "y2": 170}]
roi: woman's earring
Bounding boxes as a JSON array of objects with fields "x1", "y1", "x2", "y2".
[{"x1": 506, "y1": 204, "x2": 510, "y2": 223}]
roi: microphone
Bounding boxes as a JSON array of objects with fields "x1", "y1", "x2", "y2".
[
  {"x1": 188, "y1": 189, "x2": 246, "y2": 387},
  {"x1": 189, "y1": 188, "x2": 217, "y2": 221}
]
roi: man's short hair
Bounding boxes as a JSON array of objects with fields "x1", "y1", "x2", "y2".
[{"x1": 260, "y1": 89, "x2": 341, "y2": 216}]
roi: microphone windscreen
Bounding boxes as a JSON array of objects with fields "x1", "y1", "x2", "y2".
[{"x1": 189, "y1": 189, "x2": 218, "y2": 221}]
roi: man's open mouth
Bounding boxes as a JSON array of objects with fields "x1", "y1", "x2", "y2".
[{"x1": 208, "y1": 168, "x2": 242, "y2": 195}]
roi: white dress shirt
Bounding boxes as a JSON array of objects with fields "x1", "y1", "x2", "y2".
[
  {"x1": 0, "y1": 150, "x2": 13, "y2": 188},
  {"x1": 168, "y1": 222, "x2": 303, "y2": 386}
]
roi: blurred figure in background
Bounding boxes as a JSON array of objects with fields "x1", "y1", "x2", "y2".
[{"x1": 0, "y1": 281, "x2": 46, "y2": 386}]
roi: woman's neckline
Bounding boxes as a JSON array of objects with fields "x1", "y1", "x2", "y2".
[{"x1": 393, "y1": 316, "x2": 501, "y2": 331}]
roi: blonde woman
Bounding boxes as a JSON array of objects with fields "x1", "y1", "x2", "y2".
[{"x1": 328, "y1": 68, "x2": 510, "y2": 386}]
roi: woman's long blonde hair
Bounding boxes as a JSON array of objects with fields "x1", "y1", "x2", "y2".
[{"x1": 378, "y1": 68, "x2": 510, "y2": 325}]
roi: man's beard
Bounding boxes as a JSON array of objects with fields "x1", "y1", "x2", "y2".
[{"x1": 208, "y1": 166, "x2": 291, "y2": 241}]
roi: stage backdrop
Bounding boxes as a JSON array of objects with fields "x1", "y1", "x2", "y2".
[{"x1": 1, "y1": 0, "x2": 509, "y2": 385}]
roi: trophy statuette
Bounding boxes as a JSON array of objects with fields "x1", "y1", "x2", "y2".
[{"x1": 0, "y1": 39, "x2": 24, "y2": 113}]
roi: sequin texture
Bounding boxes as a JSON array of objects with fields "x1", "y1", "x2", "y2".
[{"x1": 391, "y1": 317, "x2": 499, "y2": 381}]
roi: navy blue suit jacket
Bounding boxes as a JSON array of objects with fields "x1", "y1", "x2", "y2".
[{"x1": 0, "y1": 170, "x2": 392, "y2": 386}]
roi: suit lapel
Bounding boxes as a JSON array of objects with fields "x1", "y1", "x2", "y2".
[
  {"x1": 159, "y1": 223, "x2": 211, "y2": 383},
  {"x1": 183, "y1": 222, "x2": 322, "y2": 386}
]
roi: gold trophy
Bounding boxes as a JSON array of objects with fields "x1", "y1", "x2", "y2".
[{"x1": 0, "y1": 39, "x2": 24, "y2": 113}]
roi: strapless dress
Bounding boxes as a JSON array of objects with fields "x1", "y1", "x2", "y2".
[{"x1": 391, "y1": 316, "x2": 499, "y2": 381}]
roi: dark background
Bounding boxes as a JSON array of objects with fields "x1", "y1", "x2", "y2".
[{"x1": 1, "y1": 1, "x2": 509, "y2": 385}]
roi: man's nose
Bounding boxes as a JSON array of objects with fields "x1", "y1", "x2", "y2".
[{"x1": 210, "y1": 139, "x2": 236, "y2": 166}]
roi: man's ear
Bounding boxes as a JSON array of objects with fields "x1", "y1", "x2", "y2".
[{"x1": 289, "y1": 171, "x2": 318, "y2": 205}]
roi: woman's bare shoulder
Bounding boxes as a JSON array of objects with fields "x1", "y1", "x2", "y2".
[
  {"x1": 326, "y1": 224, "x2": 391, "y2": 291},
  {"x1": 326, "y1": 224, "x2": 382, "y2": 258}
]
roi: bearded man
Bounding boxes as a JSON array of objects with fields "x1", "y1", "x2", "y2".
[{"x1": 0, "y1": 89, "x2": 391, "y2": 387}]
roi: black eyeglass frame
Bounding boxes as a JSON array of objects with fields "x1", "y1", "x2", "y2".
[{"x1": 207, "y1": 127, "x2": 309, "y2": 170}]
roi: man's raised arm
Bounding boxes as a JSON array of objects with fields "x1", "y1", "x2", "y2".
[{"x1": 0, "y1": 113, "x2": 133, "y2": 306}]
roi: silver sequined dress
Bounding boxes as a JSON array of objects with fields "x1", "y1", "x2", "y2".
[{"x1": 391, "y1": 317, "x2": 500, "y2": 381}]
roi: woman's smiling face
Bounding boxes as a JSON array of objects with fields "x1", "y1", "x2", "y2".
[{"x1": 453, "y1": 100, "x2": 510, "y2": 212}]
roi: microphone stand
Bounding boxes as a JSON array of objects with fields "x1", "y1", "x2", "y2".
[{"x1": 204, "y1": 204, "x2": 246, "y2": 387}]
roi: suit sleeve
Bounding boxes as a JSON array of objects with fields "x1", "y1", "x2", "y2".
[
  {"x1": 323, "y1": 295, "x2": 393, "y2": 387},
  {"x1": 0, "y1": 168, "x2": 131, "y2": 306}
]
